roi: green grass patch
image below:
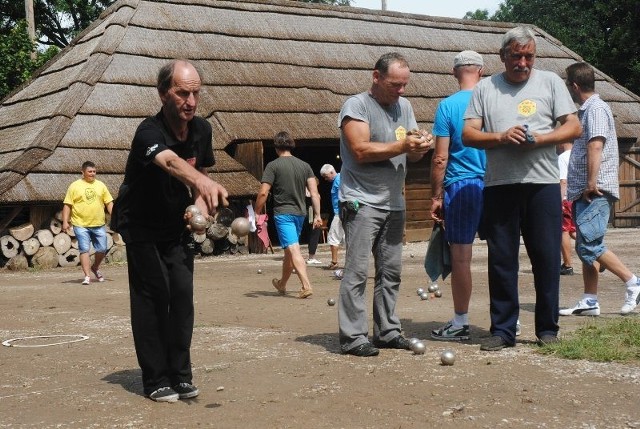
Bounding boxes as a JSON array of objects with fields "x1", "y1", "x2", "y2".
[{"x1": 538, "y1": 317, "x2": 640, "y2": 363}]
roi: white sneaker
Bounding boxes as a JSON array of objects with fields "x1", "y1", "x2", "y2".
[
  {"x1": 515, "y1": 319, "x2": 521, "y2": 336},
  {"x1": 82, "y1": 276, "x2": 91, "y2": 285},
  {"x1": 620, "y1": 285, "x2": 640, "y2": 315},
  {"x1": 306, "y1": 259, "x2": 322, "y2": 265},
  {"x1": 559, "y1": 298, "x2": 600, "y2": 316}
]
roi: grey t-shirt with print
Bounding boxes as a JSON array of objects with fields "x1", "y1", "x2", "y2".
[
  {"x1": 464, "y1": 69, "x2": 577, "y2": 186},
  {"x1": 338, "y1": 92, "x2": 418, "y2": 211}
]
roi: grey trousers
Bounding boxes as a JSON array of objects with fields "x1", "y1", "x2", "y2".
[{"x1": 338, "y1": 205, "x2": 404, "y2": 352}]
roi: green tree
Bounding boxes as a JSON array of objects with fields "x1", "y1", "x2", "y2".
[
  {"x1": 0, "y1": 20, "x2": 57, "y2": 99},
  {"x1": 465, "y1": 0, "x2": 640, "y2": 95},
  {"x1": 463, "y1": 9, "x2": 490, "y2": 20},
  {"x1": 1, "y1": 0, "x2": 115, "y2": 48}
]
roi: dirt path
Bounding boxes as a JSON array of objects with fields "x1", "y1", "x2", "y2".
[{"x1": 1, "y1": 229, "x2": 639, "y2": 428}]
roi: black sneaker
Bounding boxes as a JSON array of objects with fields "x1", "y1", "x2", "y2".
[
  {"x1": 537, "y1": 335, "x2": 559, "y2": 346},
  {"x1": 480, "y1": 335, "x2": 511, "y2": 351},
  {"x1": 173, "y1": 382, "x2": 199, "y2": 399},
  {"x1": 560, "y1": 264, "x2": 574, "y2": 275},
  {"x1": 431, "y1": 321, "x2": 470, "y2": 341},
  {"x1": 345, "y1": 342, "x2": 379, "y2": 357},
  {"x1": 148, "y1": 386, "x2": 179, "y2": 403},
  {"x1": 373, "y1": 335, "x2": 412, "y2": 350}
]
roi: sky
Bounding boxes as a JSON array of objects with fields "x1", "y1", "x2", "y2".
[{"x1": 349, "y1": 0, "x2": 503, "y2": 20}]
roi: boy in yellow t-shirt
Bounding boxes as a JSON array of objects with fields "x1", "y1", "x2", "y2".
[{"x1": 62, "y1": 161, "x2": 114, "y2": 285}]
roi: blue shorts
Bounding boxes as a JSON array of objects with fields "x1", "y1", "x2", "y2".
[
  {"x1": 573, "y1": 195, "x2": 612, "y2": 265},
  {"x1": 444, "y1": 178, "x2": 484, "y2": 244},
  {"x1": 73, "y1": 225, "x2": 108, "y2": 254},
  {"x1": 274, "y1": 214, "x2": 305, "y2": 249}
]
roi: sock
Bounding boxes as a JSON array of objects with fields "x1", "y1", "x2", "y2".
[
  {"x1": 583, "y1": 293, "x2": 598, "y2": 302},
  {"x1": 626, "y1": 275, "x2": 639, "y2": 288},
  {"x1": 453, "y1": 313, "x2": 468, "y2": 327}
]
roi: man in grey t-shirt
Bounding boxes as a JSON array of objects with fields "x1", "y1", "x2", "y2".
[
  {"x1": 462, "y1": 26, "x2": 581, "y2": 351},
  {"x1": 337, "y1": 52, "x2": 433, "y2": 357}
]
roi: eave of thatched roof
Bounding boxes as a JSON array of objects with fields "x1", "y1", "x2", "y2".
[{"x1": 1, "y1": 0, "x2": 639, "y2": 205}]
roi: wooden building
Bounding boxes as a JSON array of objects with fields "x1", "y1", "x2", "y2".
[{"x1": 1, "y1": 0, "x2": 639, "y2": 244}]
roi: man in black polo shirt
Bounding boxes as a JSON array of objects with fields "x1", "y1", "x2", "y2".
[{"x1": 116, "y1": 60, "x2": 228, "y2": 403}]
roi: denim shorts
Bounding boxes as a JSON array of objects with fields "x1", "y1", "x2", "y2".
[
  {"x1": 274, "y1": 214, "x2": 305, "y2": 249},
  {"x1": 573, "y1": 196, "x2": 612, "y2": 265},
  {"x1": 73, "y1": 225, "x2": 108, "y2": 254}
]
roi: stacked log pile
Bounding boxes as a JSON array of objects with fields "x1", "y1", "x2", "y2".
[{"x1": 0, "y1": 211, "x2": 250, "y2": 271}]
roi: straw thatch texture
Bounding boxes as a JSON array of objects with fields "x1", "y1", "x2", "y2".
[{"x1": 0, "y1": 0, "x2": 639, "y2": 205}]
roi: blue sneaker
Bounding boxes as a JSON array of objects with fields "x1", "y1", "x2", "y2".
[{"x1": 559, "y1": 298, "x2": 600, "y2": 316}]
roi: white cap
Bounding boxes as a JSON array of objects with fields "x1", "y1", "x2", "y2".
[{"x1": 453, "y1": 50, "x2": 484, "y2": 68}]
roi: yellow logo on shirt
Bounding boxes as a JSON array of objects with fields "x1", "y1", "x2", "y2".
[
  {"x1": 518, "y1": 99, "x2": 537, "y2": 117},
  {"x1": 395, "y1": 126, "x2": 407, "y2": 141}
]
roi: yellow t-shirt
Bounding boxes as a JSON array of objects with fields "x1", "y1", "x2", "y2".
[{"x1": 63, "y1": 179, "x2": 113, "y2": 227}]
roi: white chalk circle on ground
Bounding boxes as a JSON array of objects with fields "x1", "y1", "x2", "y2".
[{"x1": 2, "y1": 334, "x2": 89, "y2": 348}]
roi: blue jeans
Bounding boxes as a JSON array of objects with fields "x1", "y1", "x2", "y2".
[
  {"x1": 73, "y1": 225, "x2": 108, "y2": 254},
  {"x1": 573, "y1": 195, "x2": 612, "y2": 265},
  {"x1": 482, "y1": 184, "x2": 561, "y2": 343},
  {"x1": 338, "y1": 204, "x2": 405, "y2": 352}
]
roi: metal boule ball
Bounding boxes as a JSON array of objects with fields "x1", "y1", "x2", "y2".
[
  {"x1": 440, "y1": 350, "x2": 455, "y2": 365},
  {"x1": 190, "y1": 214, "x2": 208, "y2": 234},
  {"x1": 230, "y1": 217, "x2": 251, "y2": 237},
  {"x1": 416, "y1": 287, "x2": 425, "y2": 296},
  {"x1": 409, "y1": 337, "x2": 420, "y2": 346},
  {"x1": 434, "y1": 290, "x2": 443, "y2": 298},
  {"x1": 428, "y1": 284, "x2": 438, "y2": 293},
  {"x1": 257, "y1": 269, "x2": 263, "y2": 274},
  {"x1": 327, "y1": 298, "x2": 336, "y2": 306},
  {"x1": 411, "y1": 341, "x2": 426, "y2": 355},
  {"x1": 410, "y1": 253, "x2": 415, "y2": 258},
  {"x1": 185, "y1": 205, "x2": 201, "y2": 217},
  {"x1": 420, "y1": 292, "x2": 429, "y2": 300}
]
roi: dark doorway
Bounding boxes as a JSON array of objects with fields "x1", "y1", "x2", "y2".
[{"x1": 262, "y1": 139, "x2": 342, "y2": 246}]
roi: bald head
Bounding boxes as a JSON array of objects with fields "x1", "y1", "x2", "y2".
[{"x1": 157, "y1": 60, "x2": 201, "y2": 95}]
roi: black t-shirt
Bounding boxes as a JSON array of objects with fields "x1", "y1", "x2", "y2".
[{"x1": 120, "y1": 110, "x2": 215, "y2": 242}]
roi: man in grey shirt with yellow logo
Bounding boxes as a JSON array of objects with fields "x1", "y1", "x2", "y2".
[{"x1": 337, "y1": 52, "x2": 433, "y2": 357}]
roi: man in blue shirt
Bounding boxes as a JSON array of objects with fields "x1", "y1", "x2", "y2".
[{"x1": 430, "y1": 51, "x2": 486, "y2": 341}]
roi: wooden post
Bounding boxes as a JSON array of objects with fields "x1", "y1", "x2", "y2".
[{"x1": 25, "y1": 0, "x2": 36, "y2": 60}]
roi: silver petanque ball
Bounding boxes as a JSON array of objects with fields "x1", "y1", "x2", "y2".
[
  {"x1": 416, "y1": 287, "x2": 425, "y2": 296},
  {"x1": 409, "y1": 337, "x2": 420, "y2": 347},
  {"x1": 185, "y1": 205, "x2": 201, "y2": 217},
  {"x1": 411, "y1": 341, "x2": 426, "y2": 355},
  {"x1": 434, "y1": 290, "x2": 443, "y2": 298},
  {"x1": 410, "y1": 253, "x2": 415, "y2": 258},
  {"x1": 428, "y1": 284, "x2": 439, "y2": 293},
  {"x1": 327, "y1": 298, "x2": 336, "y2": 306},
  {"x1": 440, "y1": 350, "x2": 456, "y2": 365},
  {"x1": 257, "y1": 269, "x2": 262, "y2": 274},
  {"x1": 420, "y1": 292, "x2": 429, "y2": 300}
]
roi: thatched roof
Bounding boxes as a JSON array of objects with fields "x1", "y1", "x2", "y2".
[{"x1": 1, "y1": 0, "x2": 639, "y2": 205}]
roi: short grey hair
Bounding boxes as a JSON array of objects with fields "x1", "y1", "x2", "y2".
[
  {"x1": 501, "y1": 26, "x2": 536, "y2": 53},
  {"x1": 319, "y1": 164, "x2": 335, "y2": 176}
]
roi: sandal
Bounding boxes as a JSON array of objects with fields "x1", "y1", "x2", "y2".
[
  {"x1": 328, "y1": 261, "x2": 338, "y2": 270},
  {"x1": 272, "y1": 278, "x2": 286, "y2": 295},
  {"x1": 297, "y1": 289, "x2": 313, "y2": 299}
]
